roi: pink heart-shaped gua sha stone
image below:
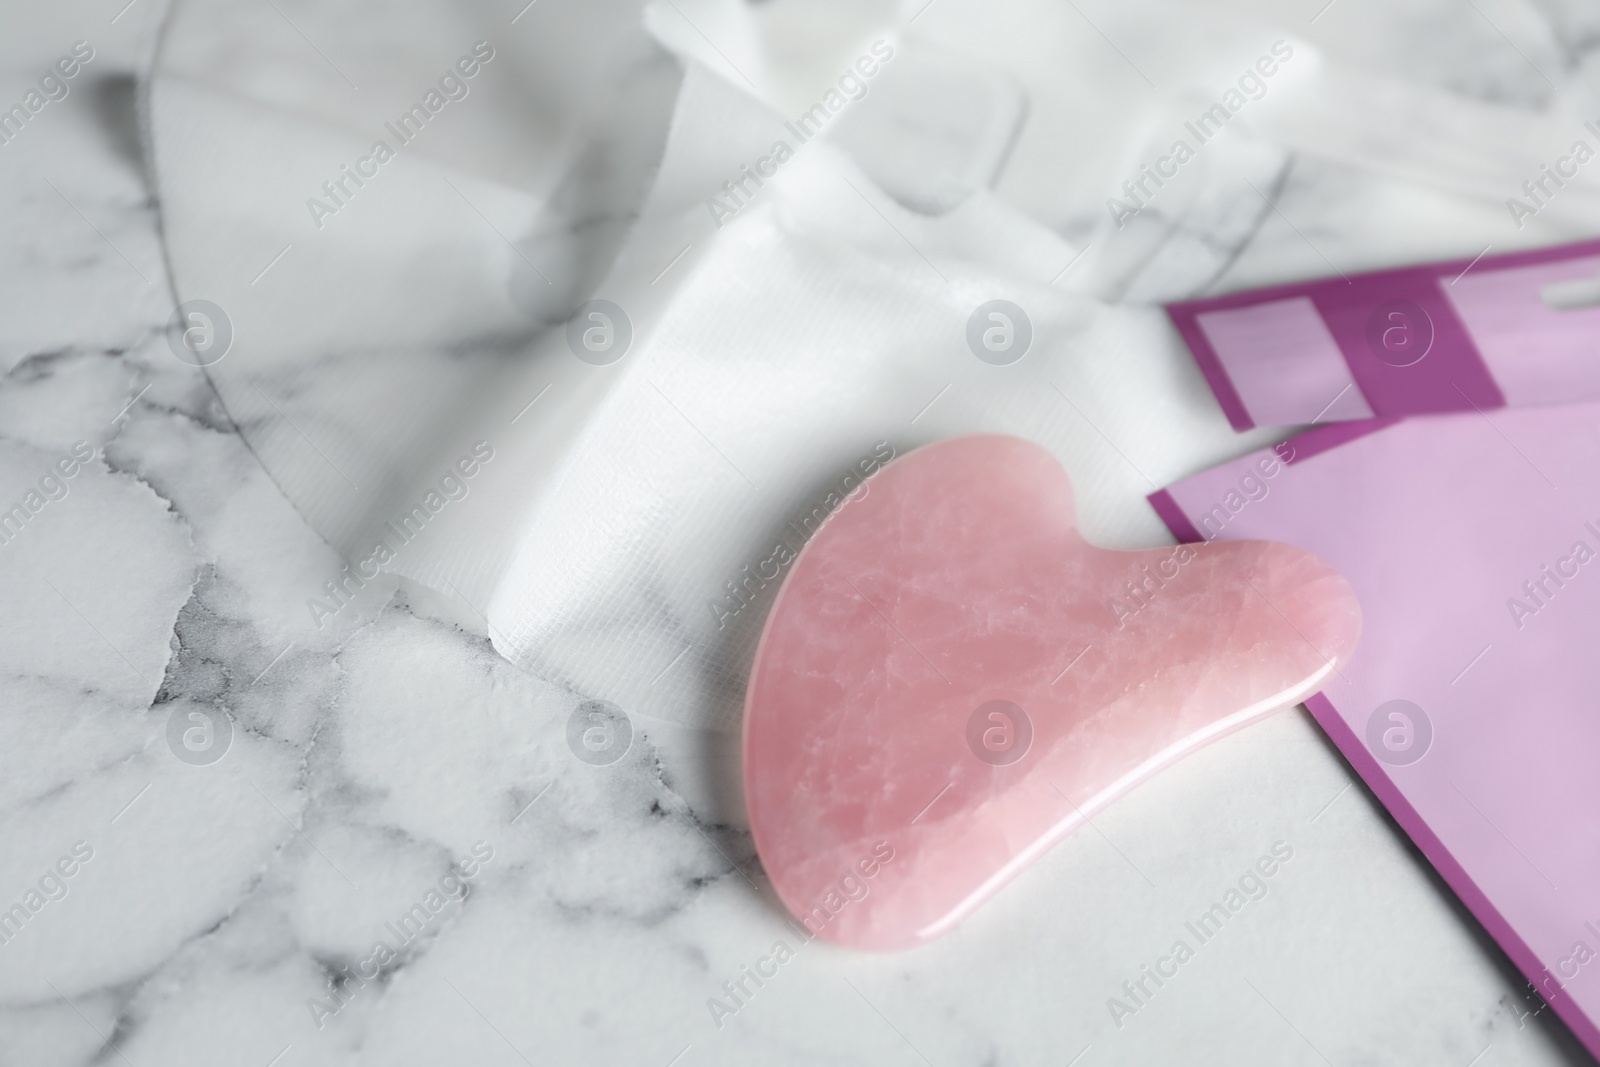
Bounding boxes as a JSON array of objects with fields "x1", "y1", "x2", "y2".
[{"x1": 744, "y1": 434, "x2": 1361, "y2": 951}]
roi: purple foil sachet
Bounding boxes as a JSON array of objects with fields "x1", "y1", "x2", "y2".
[{"x1": 1166, "y1": 238, "x2": 1600, "y2": 430}]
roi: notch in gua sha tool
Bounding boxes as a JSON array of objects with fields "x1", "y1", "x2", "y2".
[{"x1": 743, "y1": 435, "x2": 1361, "y2": 951}]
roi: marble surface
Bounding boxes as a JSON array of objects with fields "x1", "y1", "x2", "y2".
[{"x1": 2, "y1": 2, "x2": 1600, "y2": 1067}]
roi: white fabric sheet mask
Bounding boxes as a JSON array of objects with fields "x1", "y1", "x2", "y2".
[
  {"x1": 149, "y1": 0, "x2": 684, "y2": 618},
  {"x1": 488, "y1": 143, "x2": 1284, "y2": 729},
  {"x1": 148, "y1": 0, "x2": 1600, "y2": 730}
]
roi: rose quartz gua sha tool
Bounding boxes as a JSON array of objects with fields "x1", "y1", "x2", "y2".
[{"x1": 743, "y1": 435, "x2": 1361, "y2": 951}]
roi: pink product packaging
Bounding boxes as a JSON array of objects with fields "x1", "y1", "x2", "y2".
[
  {"x1": 1148, "y1": 407, "x2": 1600, "y2": 1056},
  {"x1": 1165, "y1": 238, "x2": 1600, "y2": 430}
]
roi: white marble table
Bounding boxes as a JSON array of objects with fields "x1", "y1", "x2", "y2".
[{"x1": 2, "y1": 2, "x2": 1598, "y2": 1065}]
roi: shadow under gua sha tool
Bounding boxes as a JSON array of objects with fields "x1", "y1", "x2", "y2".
[{"x1": 743, "y1": 434, "x2": 1362, "y2": 951}]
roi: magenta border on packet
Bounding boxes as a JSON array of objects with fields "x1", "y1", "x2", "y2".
[
  {"x1": 1166, "y1": 238, "x2": 1600, "y2": 433},
  {"x1": 1162, "y1": 307, "x2": 1259, "y2": 431},
  {"x1": 1146, "y1": 478, "x2": 1600, "y2": 1059},
  {"x1": 1300, "y1": 693, "x2": 1600, "y2": 1057},
  {"x1": 1280, "y1": 418, "x2": 1401, "y2": 466}
]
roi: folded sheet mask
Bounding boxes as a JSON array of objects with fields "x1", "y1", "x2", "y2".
[
  {"x1": 147, "y1": 0, "x2": 1279, "y2": 729},
  {"x1": 149, "y1": 0, "x2": 685, "y2": 619},
  {"x1": 147, "y1": 0, "x2": 1600, "y2": 731}
]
